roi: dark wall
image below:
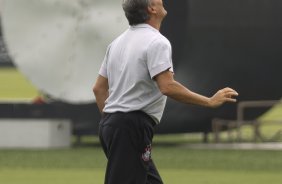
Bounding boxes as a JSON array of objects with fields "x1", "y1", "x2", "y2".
[{"x1": 157, "y1": 0, "x2": 282, "y2": 133}]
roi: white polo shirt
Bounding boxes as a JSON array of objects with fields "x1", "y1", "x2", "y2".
[{"x1": 98, "y1": 24, "x2": 173, "y2": 123}]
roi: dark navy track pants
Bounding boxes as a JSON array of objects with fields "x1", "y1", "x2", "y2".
[{"x1": 99, "y1": 111, "x2": 163, "y2": 184}]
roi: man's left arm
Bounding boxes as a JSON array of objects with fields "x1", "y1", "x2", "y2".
[{"x1": 154, "y1": 70, "x2": 238, "y2": 108}]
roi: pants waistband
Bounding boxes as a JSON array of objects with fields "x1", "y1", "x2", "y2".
[{"x1": 103, "y1": 111, "x2": 156, "y2": 127}]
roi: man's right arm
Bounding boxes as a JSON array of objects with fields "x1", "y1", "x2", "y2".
[
  {"x1": 154, "y1": 70, "x2": 239, "y2": 108},
  {"x1": 93, "y1": 75, "x2": 109, "y2": 114}
]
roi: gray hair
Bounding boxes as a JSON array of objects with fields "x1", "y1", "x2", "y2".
[{"x1": 122, "y1": 0, "x2": 152, "y2": 25}]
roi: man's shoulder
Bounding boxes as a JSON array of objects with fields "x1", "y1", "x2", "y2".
[{"x1": 148, "y1": 33, "x2": 171, "y2": 49}]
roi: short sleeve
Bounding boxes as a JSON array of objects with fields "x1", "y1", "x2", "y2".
[
  {"x1": 98, "y1": 45, "x2": 111, "y2": 78},
  {"x1": 147, "y1": 38, "x2": 173, "y2": 78}
]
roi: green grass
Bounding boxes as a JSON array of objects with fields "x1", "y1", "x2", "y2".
[
  {"x1": 1, "y1": 143, "x2": 282, "y2": 184},
  {"x1": 0, "y1": 169, "x2": 281, "y2": 184},
  {"x1": 162, "y1": 169, "x2": 282, "y2": 184},
  {"x1": 0, "y1": 67, "x2": 38, "y2": 100},
  {"x1": 1, "y1": 146, "x2": 282, "y2": 171},
  {"x1": 0, "y1": 169, "x2": 104, "y2": 184}
]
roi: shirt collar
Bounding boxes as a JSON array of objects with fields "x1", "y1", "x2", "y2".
[{"x1": 130, "y1": 23, "x2": 159, "y2": 32}]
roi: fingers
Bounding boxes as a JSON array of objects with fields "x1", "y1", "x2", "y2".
[
  {"x1": 210, "y1": 87, "x2": 239, "y2": 108},
  {"x1": 222, "y1": 87, "x2": 239, "y2": 96},
  {"x1": 224, "y1": 97, "x2": 237, "y2": 103},
  {"x1": 225, "y1": 91, "x2": 239, "y2": 98},
  {"x1": 218, "y1": 87, "x2": 239, "y2": 103},
  {"x1": 222, "y1": 88, "x2": 239, "y2": 103}
]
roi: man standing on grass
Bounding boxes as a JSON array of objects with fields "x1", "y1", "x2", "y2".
[{"x1": 93, "y1": 0, "x2": 239, "y2": 183}]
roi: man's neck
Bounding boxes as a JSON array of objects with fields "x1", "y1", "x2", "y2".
[{"x1": 146, "y1": 20, "x2": 161, "y2": 31}]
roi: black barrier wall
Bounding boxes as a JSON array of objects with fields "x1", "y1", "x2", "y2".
[{"x1": 156, "y1": 0, "x2": 282, "y2": 134}]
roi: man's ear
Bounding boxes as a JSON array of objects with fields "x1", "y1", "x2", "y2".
[{"x1": 147, "y1": 6, "x2": 156, "y2": 14}]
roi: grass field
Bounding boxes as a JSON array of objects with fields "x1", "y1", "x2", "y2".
[{"x1": 1, "y1": 142, "x2": 282, "y2": 184}]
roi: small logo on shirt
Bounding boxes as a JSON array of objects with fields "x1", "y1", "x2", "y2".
[{"x1": 142, "y1": 144, "x2": 152, "y2": 162}]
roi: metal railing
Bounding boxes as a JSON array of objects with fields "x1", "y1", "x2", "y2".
[{"x1": 213, "y1": 100, "x2": 282, "y2": 142}]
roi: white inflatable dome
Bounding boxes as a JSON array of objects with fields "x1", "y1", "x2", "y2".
[{"x1": 1, "y1": 0, "x2": 127, "y2": 104}]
